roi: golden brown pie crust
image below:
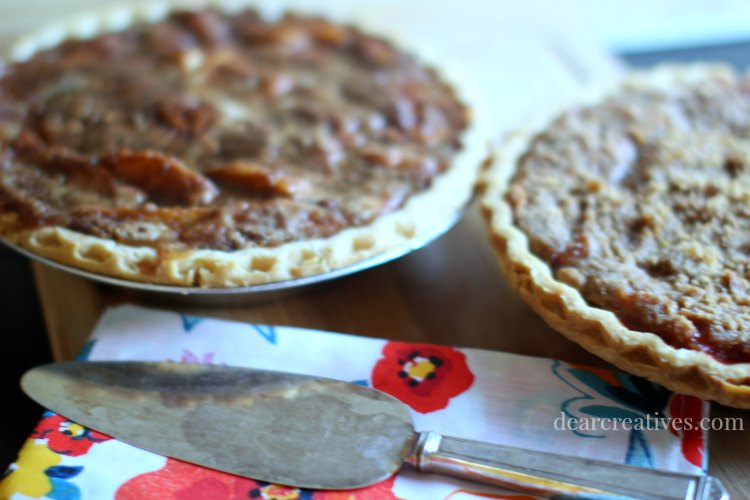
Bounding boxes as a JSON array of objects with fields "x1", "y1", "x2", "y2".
[
  {"x1": 0, "y1": 5, "x2": 485, "y2": 288},
  {"x1": 481, "y1": 64, "x2": 750, "y2": 408}
]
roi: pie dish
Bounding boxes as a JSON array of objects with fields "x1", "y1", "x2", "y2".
[
  {"x1": 481, "y1": 64, "x2": 750, "y2": 407},
  {"x1": 0, "y1": 5, "x2": 481, "y2": 288}
]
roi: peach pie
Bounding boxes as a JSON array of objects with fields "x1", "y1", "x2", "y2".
[
  {"x1": 0, "y1": 7, "x2": 477, "y2": 287},
  {"x1": 482, "y1": 65, "x2": 750, "y2": 407}
]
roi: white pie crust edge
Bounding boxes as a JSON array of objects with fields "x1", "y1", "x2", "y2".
[
  {"x1": 480, "y1": 64, "x2": 750, "y2": 408},
  {"x1": 1, "y1": 0, "x2": 489, "y2": 288}
]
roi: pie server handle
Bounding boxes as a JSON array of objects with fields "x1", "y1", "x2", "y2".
[{"x1": 407, "y1": 431, "x2": 728, "y2": 499}]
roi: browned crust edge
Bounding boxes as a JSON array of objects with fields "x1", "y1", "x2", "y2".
[{"x1": 479, "y1": 64, "x2": 750, "y2": 408}]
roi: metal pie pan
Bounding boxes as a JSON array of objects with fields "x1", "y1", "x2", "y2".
[{"x1": 5, "y1": 208, "x2": 464, "y2": 305}]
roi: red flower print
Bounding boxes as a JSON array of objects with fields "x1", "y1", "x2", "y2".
[
  {"x1": 667, "y1": 394, "x2": 705, "y2": 468},
  {"x1": 117, "y1": 458, "x2": 314, "y2": 500},
  {"x1": 314, "y1": 476, "x2": 398, "y2": 499},
  {"x1": 372, "y1": 341, "x2": 474, "y2": 413},
  {"x1": 32, "y1": 414, "x2": 111, "y2": 456}
]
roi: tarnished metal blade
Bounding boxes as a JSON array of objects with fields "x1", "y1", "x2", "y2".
[{"x1": 21, "y1": 362, "x2": 416, "y2": 489}]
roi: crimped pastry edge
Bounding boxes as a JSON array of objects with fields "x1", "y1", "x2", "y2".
[
  {"x1": 479, "y1": 63, "x2": 750, "y2": 408},
  {"x1": 1, "y1": 0, "x2": 488, "y2": 288}
]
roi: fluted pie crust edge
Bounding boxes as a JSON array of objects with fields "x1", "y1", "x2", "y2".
[{"x1": 479, "y1": 65, "x2": 750, "y2": 408}]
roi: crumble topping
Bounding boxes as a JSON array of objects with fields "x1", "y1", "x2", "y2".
[{"x1": 508, "y1": 69, "x2": 750, "y2": 363}]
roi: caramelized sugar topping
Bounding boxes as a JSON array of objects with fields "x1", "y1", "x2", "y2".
[{"x1": 0, "y1": 9, "x2": 467, "y2": 251}]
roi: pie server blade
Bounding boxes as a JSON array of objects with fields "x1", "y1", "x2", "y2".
[{"x1": 21, "y1": 361, "x2": 728, "y2": 499}]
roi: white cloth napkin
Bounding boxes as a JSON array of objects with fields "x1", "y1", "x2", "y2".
[{"x1": 2, "y1": 305, "x2": 707, "y2": 499}]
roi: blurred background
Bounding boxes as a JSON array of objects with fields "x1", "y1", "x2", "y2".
[
  {"x1": 3, "y1": 0, "x2": 750, "y2": 135},
  {"x1": 4, "y1": 0, "x2": 750, "y2": 51}
]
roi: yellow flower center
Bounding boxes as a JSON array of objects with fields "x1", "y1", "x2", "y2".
[
  {"x1": 61, "y1": 421, "x2": 86, "y2": 438},
  {"x1": 406, "y1": 358, "x2": 435, "y2": 381},
  {"x1": 261, "y1": 484, "x2": 301, "y2": 500}
]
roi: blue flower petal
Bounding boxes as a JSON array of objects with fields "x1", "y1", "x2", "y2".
[
  {"x1": 181, "y1": 314, "x2": 204, "y2": 332},
  {"x1": 75, "y1": 339, "x2": 97, "y2": 361},
  {"x1": 625, "y1": 429, "x2": 654, "y2": 467},
  {"x1": 604, "y1": 385, "x2": 653, "y2": 412},
  {"x1": 252, "y1": 325, "x2": 276, "y2": 344},
  {"x1": 578, "y1": 405, "x2": 643, "y2": 420},
  {"x1": 566, "y1": 368, "x2": 615, "y2": 397},
  {"x1": 46, "y1": 465, "x2": 83, "y2": 479},
  {"x1": 48, "y1": 476, "x2": 81, "y2": 500}
]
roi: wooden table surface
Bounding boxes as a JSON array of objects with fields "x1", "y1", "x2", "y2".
[{"x1": 4, "y1": 0, "x2": 750, "y2": 497}]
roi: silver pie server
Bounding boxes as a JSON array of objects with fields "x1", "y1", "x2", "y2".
[{"x1": 20, "y1": 361, "x2": 728, "y2": 499}]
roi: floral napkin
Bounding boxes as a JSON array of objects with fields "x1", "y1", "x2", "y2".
[{"x1": 2, "y1": 305, "x2": 707, "y2": 500}]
